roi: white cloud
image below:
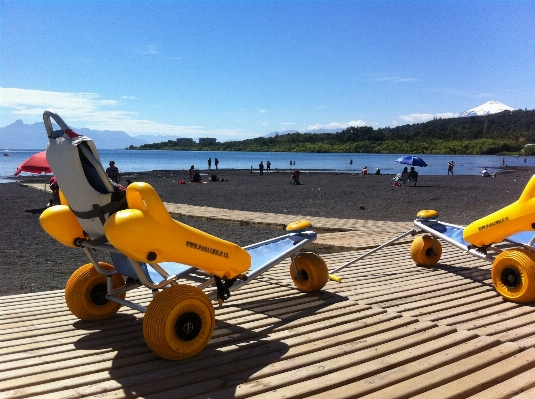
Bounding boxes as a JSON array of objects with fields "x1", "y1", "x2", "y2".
[
  {"x1": 0, "y1": 87, "x2": 247, "y2": 139},
  {"x1": 367, "y1": 73, "x2": 418, "y2": 83},
  {"x1": 137, "y1": 44, "x2": 159, "y2": 55},
  {"x1": 281, "y1": 122, "x2": 296, "y2": 125},
  {"x1": 306, "y1": 120, "x2": 366, "y2": 130},
  {"x1": 398, "y1": 112, "x2": 458, "y2": 124},
  {"x1": 258, "y1": 109, "x2": 267, "y2": 113}
]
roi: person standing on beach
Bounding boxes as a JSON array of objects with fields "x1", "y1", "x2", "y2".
[
  {"x1": 208, "y1": 157, "x2": 212, "y2": 171},
  {"x1": 448, "y1": 161, "x2": 454, "y2": 175},
  {"x1": 215, "y1": 158, "x2": 219, "y2": 170},
  {"x1": 189, "y1": 165, "x2": 195, "y2": 182},
  {"x1": 106, "y1": 161, "x2": 121, "y2": 183},
  {"x1": 259, "y1": 161, "x2": 264, "y2": 176},
  {"x1": 266, "y1": 160, "x2": 271, "y2": 171}
]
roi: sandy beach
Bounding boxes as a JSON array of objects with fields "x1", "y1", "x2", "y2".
[{"x1": 2, "y1": 167, "x2": 534, "y2": 296}]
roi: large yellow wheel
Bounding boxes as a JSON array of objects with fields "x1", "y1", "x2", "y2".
[
  {"x1": 290, "y1": 252, "x2": 329, "y2": 292},
  {"x1": 143, "y1": 285, "x2": 215, "y2": 360},
  {"x1": 65, "y1": 262, "x2": 125, "y2": 321},
  {"x1": 410, "y1": 235, "x2": 442, "y2": 266},
  {"x1": 492, "y1": 249, "x2": 535, "y2": 303}
]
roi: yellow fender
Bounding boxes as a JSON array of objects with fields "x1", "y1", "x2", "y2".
[
  {"x1": 104, "y1": 182, "x2": 251, "y2": 278},
  {"x1": 40, "y1": 205, "x2": 85, "y2": 247},
  {"x1": 416, "y1": 209, "x2": 439, "y2": 220},
  {"x1": 286, "y1": 220, "x2": 312, "y2": 232},
  {"x1": 464, "y1": 174, "x2": 535, "y2": 247}
]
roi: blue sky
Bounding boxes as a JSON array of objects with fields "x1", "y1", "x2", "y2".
[{"x1": 1, "y1": 0, "x2": 534, "y2": 141}]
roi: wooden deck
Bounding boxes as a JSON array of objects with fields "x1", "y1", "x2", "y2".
[{"x1": 2, "y1": 199, "x2": 535, "y2": 398}]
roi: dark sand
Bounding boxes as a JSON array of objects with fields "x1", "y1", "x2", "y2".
[{"x1": 2, "y1": 167, "x2": 534, "y2": 296}]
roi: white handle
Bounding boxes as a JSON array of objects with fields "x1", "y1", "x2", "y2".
[{"x1": 43, "y1": 110, "x2": 71, "y2": 138}]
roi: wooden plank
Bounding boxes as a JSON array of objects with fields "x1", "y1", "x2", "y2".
[
  {"x1": 28, "y1": 319, "x2": 432, "y2": 397},
  {"x1": 468, "y1": 366, "x2": 535, "y2": 399},
  {"x1": 304, "y1": 335, "x2": 500, "y2": 399},
  {"x1": 510, "y1": 386, "x2": 535, "y2": 399},
  {"x1": 2, "y1": 315, "x2": 410, "y2": 396},
  {"x1": 410, "y1": 348, "x2": 535, "y2": 399},
  {"x1": 3, "y1": 210, "x2": 535, "y2": 399},
  {"x1": 190, "y1": 328, "x2": 475, "y2": 399},
  {"x1": 452, "y1": 306, "x2": 535, "y2": 332},
  {"x1": 359, "y1": 343, "x2": 523, "y2": 399},
  {"x1": 472, "y1": 313, "x2": 535, "y2": 337},
  {"x1": 423, "y1": 297, "x2": 512, "y2": 324},
  {"x1": 402, "y1": 292, "x2": 500, "y2": 320}
]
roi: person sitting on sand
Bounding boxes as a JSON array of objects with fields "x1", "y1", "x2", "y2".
[
  {"x1": 192, "y1": 170, "x2": 202, "y2": 182},
  {"x1": 401, "y1": 167, "x2": 410, "y2": 182},
  {"x1": 375, "y1": 168, "x2": 381, "y2": 175},
  {"x1": 482, "y1": 167, "x2": 496, "y2": 177},
  {"x1": 362, "y1": 166, "x2": 368, "y2": 175},
  {"x1": 49, "y1": 176, "x2": 60, "y2": 205},
  {"x1": 106, "y1": 161, "x2": 121, "y2": 183},
  {"x1": 408, "y1": 167, "x2": 418, "y2": 185},
  {"x1": 291, "y1": 170, "x2": 300, "y2": 185},
  {"x1": 392, "y1": 167, "x2": 410, "y2": 185}
]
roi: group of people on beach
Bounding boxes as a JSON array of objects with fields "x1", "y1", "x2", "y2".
[
  {"x1": 207, "y1": 157, "x2": 220, "y2": 171},
  {"x1": 258, "y1": 160, "x2": 273, "y2": 176},
  {"x1": 360, "y1": 166, "x2": 381, "y2": 175},
  {"x1": 186, "y1": 163, "x2": 227, "y2": 183},
  {"x1": 392, "y1": 166, "x2": 418, "y2": 186}
]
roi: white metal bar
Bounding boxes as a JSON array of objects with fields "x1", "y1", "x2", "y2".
[{"x1": 329, "y1": 229, "x2": 417, "y2": 275}]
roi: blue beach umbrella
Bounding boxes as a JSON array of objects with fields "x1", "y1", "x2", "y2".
[{"x1": 395, "y1": 155, "x2": 428, "y2": 167}]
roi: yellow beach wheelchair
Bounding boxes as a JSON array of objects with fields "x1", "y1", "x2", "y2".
[
  {"x1": 38, "y1": 110, "x2": 330, "y2": 360},
  {"x1": 411, "y1": 177, "x2": 535, "y2": 303}
]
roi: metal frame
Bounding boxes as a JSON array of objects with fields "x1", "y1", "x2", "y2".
[
  {"x1": 413, "y1": 217, "x2": 535, "y2": 263},
  {"x1": 329, "y1": 229, "x2": 418, "y2": 276},
  {"x1": 78, "y1": 230, "x2": 319, "y2": 313}
]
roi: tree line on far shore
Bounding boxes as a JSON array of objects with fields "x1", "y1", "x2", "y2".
[{"x1": 129, "y1": 109, "x2": 535, "y2": 155}]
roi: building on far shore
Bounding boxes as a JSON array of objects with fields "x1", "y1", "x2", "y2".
[
  {"x1": 176, "y1": 138, "x2": 195, "y2": 144},
  {"x1": 199, "y1": 137, "x2": 217, "y2": 145}
]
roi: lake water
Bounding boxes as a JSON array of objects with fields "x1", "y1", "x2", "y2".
[{"x1": 2, "y1": 148, "x2": 531, "y2": 183}]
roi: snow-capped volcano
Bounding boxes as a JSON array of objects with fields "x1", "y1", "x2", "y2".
[{"x1": 458, "y1": 100, "x2": 515, "y2": 117}]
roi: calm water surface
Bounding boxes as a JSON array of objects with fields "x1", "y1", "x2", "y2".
[{"x1": 2, "y1": 149, "x2": 532, "y2": 183}]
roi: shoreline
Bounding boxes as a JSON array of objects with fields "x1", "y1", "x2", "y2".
[{"x1": 5, "y1": 163, "x2": 534, "y2": 183}]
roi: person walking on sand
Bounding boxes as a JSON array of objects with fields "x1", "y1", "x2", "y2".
[
  {"x1": 106, "y1": 161, "x2": 121, "y2": 183},
  {"x1": 259, "y1": 161, "x2": 264, "y2": 176},
  {"x1": 448, "y1": 161, "x2": 454, "y2": 175},
  {"x1": 215, "y1": 158, "x2": 219, "y2": 170},
  {"x1": 208, "y1": 157, "x2": 212, "y2": 171}
]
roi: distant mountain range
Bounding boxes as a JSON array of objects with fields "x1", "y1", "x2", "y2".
[
  {"x1": 0, "y1": 120, "x2": 152, "y2": 150},
  {"x1": 267, "y1": 100, "x2": 517, "y2": 137},
  {"x1": 1, "y1": 100, "x2": 517, "y2": 149}
]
